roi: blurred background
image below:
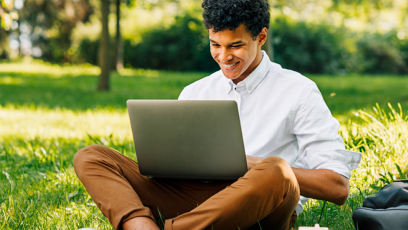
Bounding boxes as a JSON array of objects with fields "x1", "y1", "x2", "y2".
[
  {"x1": 1, "y1": 1, "x2": 408, "y2": 229},
  {"x1": 1, "y1": 0, "x2": 408, "y2": 76}
]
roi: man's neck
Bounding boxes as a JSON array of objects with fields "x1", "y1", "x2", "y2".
[{"x1": 232, "y1": 50, "x2": 263, "y2": 84}]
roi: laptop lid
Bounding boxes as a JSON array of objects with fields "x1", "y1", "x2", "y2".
[{"x1": 127, "y1": 100, "x2": 248, "y2": 180}]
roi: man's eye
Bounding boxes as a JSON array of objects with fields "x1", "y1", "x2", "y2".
[
  {"x1": 232, "y1": 45, "x2": 242, "y2": 48},
  {"x1": 212, "y1": 44, "x2": 220, "y2": 47}
]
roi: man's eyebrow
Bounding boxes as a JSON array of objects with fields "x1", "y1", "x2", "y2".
[
  {"x1": 209, "y1": 40, "x2": 245, "y2": 45},
  {"x1": 229, "y1": 41, "x2": 244, "y2": 45}
]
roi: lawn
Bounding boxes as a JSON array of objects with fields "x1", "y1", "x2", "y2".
[{"x1": 1, "y1": 61, "x2": 408, "y2": 229}]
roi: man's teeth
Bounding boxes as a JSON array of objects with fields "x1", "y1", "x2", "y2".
[{"x1": 223, "y1": 62, "x2": 239, "y2": 68}]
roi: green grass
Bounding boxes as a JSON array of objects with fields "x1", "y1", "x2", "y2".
[
  {"x1": 0, "y1": 62, "x2": 206, "y2": 111},
  {"x1": 1, "y1": 61, "x2": 408, "y2": 229},
  {"x1": 1, "y1": 61, "x2": 408, "y2": 116}
]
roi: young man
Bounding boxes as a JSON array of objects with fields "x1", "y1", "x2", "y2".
[{"x1": 74, "y1": 0, "x2": 361, "y2": 229}]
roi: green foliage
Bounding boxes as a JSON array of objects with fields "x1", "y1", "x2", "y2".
[
  {"x1": 76, "y1": 14, "x2": 219, "y2": 72},
  {"x1": 373, "y1": 164, "x2": 408, "y2": 189},
  {"x1": 3, "y1": 0, "x2": 408, "y2": 75},
  {"x1": 125, "y1": 14, "x2": 219, "y2": 71},
  {"x1": 339, "y1": 103, "x2": 408, "y2": 190},
  {"x1": 395, "y1": 164, "x2": 408, "y2": 180},
  {"x1": 272, "y1": 17, "x2": 349, "y2": 74},
  {"x1": 76, "y1": 15, "x2": 408, "y2": 75},
  {"x1": 74, "y1": 38, "x2": 99, "y2": 65},
  {"x1": 5, "y1": 0, "x2": 94, "y2": 62},
  {"x1": 268, "y1": 17, "x2": 408, "y2": 75},
  {"x1": 355, "y1": 32, "x2": 408, "y2": 74}
]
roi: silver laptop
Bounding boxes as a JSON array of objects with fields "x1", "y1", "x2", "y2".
[{"x1": 127, "y1": 100, "x2": 248, "y2": 180}]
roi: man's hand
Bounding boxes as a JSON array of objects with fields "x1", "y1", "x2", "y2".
[{"x1": 246, "y1": 155, "x2": 265, "y2": 170}]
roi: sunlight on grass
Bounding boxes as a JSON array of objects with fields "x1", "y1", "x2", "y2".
[
  {"x1": 341, "y1": 104, "x2": 408, "y2": 191},
  {"x1": 1, "y1": 167, "x2": 112, "y2": 229},
  {"x1": 117, "y1": 68, "x2": 160, "y2": 77},
  {"x1": 0, "y1": 61, "x2": 100, "y2": 77},
  {"x1": 297, "y1": 103, "x2": 408, "y2": 228},
  {"x1": 0, "y1": 76, "x2": 24, "y2": 85},
  {"x1": 0, "y1": 105, "x2": 132, "y2": 140},
  {"x1": 1, "y1": 133, "x2": 136, "y2": 229}
]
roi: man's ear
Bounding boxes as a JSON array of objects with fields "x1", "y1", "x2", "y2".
[{"x1": 258, "y1": 27, "x2": 268, "y2": 46}]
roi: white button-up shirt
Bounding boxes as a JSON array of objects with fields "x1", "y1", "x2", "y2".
[{"x1": 178, "y1": 51, "x2": 361, "y2": 214}]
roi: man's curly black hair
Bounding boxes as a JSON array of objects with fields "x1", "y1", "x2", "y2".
[{"x1": 202, "y1": 0, "x2": 270, "y2": 40}]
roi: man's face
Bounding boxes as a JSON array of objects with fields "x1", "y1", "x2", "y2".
[{"x1": 209, "y1": 24, "x2": 265, "y2": 83}]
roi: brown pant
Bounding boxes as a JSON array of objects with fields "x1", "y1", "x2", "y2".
[{"x1": 73, "y1": 145, "x2": 300, "y2": 230}]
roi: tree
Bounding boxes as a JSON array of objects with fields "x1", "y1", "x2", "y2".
[
  {"x1": 113, "y1": 0, "x2": 124, "y2": 70},
  {"x1": 263, "y1": 23, "x2": 274, "y2": 61},
  {"x1": 1, "y1": 0, "x2": 93, "y2": 61},
  {"x1": 0, "y1": 0, "x2": 14, "y2": 58},
  {"x1": 0, "y1": 0, "x2": 14, "y2": 30},
  {"x1": 98, "y1": 0, "x2": 111, "y2": 91},
  {"x1": 262, "y1": 0, "x2": 274, "y2": 61}
]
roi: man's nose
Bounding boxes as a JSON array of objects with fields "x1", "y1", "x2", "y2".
[{"x1": 219, "y1": 48, "x2": 233, "y2": 63}]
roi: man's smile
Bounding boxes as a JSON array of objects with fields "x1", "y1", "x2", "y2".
[{"x1": 221, "y1": 61, "x2": 240, "y2": 70}]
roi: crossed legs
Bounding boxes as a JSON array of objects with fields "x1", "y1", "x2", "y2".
[{"x1": 73, "y1": 145, "x2": 300, "y2": 230}]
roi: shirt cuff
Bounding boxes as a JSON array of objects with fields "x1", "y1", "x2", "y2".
[
  {"x1": 296, "y1": 196, "x2": 310, "y2": 215},
  {"x1": 292, "y1": 149, "x2": 362, "y2": 179}
]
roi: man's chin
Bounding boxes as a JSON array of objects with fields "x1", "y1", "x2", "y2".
[
  {"x1": 223, "y1": 74, "x2": 240, "y2": 81},
  {"x1": 221, "y1": 70, "x2": 240, "y2": 81}
]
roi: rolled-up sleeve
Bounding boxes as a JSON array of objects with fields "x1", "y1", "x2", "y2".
[
  {"x1": 291, "y1": 83, "x2": 361, "y2": 214},
  {"x1": 292, "y1": 83, "x2": 361, "y2": 177}
]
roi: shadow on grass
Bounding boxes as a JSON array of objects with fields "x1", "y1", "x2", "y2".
[
  {"x1": 1, "y1": 68, "x2": 408, "y2": 116},
  {"x1": 0, "y1": 71, "x2": 205, "y2": 111}
]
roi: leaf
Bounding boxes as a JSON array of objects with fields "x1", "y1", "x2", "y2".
[
  {"x1": 387, "y1": 172, "x2": 394, "y2": 182},
  {"x1": 2, "y1": 171, "x2": 14, "y2": 190},
  {"x1": 396, "y1": 164, "x2": 406, "y2": 180},
  {"x1": 86, "y1": 133, "x2": 104, "y2": 145},
  {"x1": 318, "y1": 200, "x2": 327, "y2": 224}
]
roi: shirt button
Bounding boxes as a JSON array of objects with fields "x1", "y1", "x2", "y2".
[
  {"x1": 248, "y1": 87, "x2": 252, "y2": 91},
  {"x1": 235, "y1": 95, "x2": 239, "y2": 98}
]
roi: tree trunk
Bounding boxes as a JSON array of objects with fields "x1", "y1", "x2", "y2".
[
  {"x1": 114, "y1": 0, "x2": 124, "y2": 70},
  {"x1": 262, "y1": 0, "x2": 274, "y2": 62},
  {"x1": 263, "y1": 28, "x2": 274, "y2": 61},
  {"x1": 98, "y1": 0, "x2": 111, "y2": 91}
]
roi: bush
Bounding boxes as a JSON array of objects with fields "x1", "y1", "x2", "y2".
[
  {"x1": 74, "y1": 38, "x2": 99, "y2": 65},
  {"x1": 355, "y1": 32, "x2": 408, "y2": 74},
  {"x1": 270, "y1": 18, "x2": 408, "y2": 75},
  {"x1": 124, "y1": 14, "x2": 218, "y2": 72},
  {"x1": 75, "y1": 14, "x2": 219, "y2": 72},
  {"x1": 271, "y1": 17, "x2": 349, "y2": 74},
  {"x1": 74, "y1": 14, "x2": 408, "y2": 75}
]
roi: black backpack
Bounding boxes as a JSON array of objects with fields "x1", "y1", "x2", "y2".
[{"x1": 352, "y1": 180, "x2": 408, "y2": 230}]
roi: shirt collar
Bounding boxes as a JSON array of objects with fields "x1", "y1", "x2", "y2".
[{"x1": 224, "y1": 51, "x2": 270, "y2": 94}]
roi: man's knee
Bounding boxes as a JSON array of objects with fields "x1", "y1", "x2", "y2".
[
  {"x1": 237, "y1": 157, "x2": 299, "y2": 216},
  {"x1": 262, "y1": 156, "x2": 293, "y2": 177},
  {"x1": 73, "y1": 144, "x2": 109, "y2": 175},
  {"x1": 254, "y1": 156, "x2": 298, "y2": 192}
]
